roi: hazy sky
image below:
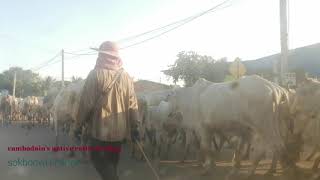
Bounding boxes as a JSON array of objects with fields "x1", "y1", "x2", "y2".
[{"x1": 1, "y1": 0, "x2": 320, "y2": 84}]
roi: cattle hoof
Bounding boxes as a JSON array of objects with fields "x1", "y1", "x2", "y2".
[
  {"x1": 232, "y1": 163, "x2": 241, "y2": 169},
  {"x1": 243, "y1": 174, "x2": 253, "y2": 180},
  {"x1": 264, "y1": 169, "x2": 276, "y2": 176},
  {"x1": 226, "y1": 168, "x2": 240, "y2": 180},
  {"x1": 200, "y1": 166, "x2": 213, "y2": 176},
  {"x1": 200, "y1": 169, "x2": 210, "y2": 176},
  {"x1": 229, "y1": 168, "x2": 239, "y2": 175}
]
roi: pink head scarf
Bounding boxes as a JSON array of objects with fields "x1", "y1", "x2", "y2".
[{"x1": 93, "y1": 41, "x2": 123, "y2": 70}]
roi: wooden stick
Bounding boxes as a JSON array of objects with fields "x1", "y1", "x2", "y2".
[{"x1": 136, "y1": 141, "x2": 160, "y2": 180}]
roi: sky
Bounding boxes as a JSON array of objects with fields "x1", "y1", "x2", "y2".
[{"x1": 0, "y1": 0, "x2": 320, "y2": 85}]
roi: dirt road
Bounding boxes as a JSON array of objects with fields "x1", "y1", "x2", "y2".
[{"x1": 0, "y1": 124, "x2": 317, "y2": 180}]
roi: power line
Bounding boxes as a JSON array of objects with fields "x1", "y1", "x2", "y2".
[
  {"x1": 32, "y1": 59, "x2": 61, "y2": 72},
  {"x1": 28, "y1": 0, "x2": 231, "y2": 73},
  {"x1": 117, "y1": 0, "x2": 231, "y2": 44},
  {"x1": 64, "y1": 54, "x2": 84, "y2": 62},
  {"x1": 117, "y1": 14, "x2": 199, "y2": 43},
  {"x1": 47, "y1": 0, "x2": 231, "y2": 58},
  {"x1": 31, "y1": 51, "x2": 94, "y2": 72},
  {"x1": 35, "y1": 54, "x2": 86, "y2": 71},
  {"x1": 65, "y1": 48, "x2": 92, "y2": 54},
  {"x1": 120, "y1": 0, "x2": 231, "y2": 50},
  {"x1": 30, "y1": 52, "x2": 61, "y2": 71},
  {"x1": 64, "y1": 51, "x2": 97, "y2": 56}
]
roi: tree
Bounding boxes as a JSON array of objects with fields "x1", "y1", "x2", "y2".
[
  {"x1": 41, "y1": 76, "x2": 56, "y2": 96},
  {"x1": 162, "y1": 51, "x2": 229, "y2": 86},
  {"x1": 0, "y1": 67, "x2": 56, "y2": 97}
]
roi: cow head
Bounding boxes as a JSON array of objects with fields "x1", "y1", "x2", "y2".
[
  {"x1": 166, "y1": 89, "x2": 178, "y2": 113},
  {"x1": 163, "y1": 111, "x2": 183, "y2": 135}
]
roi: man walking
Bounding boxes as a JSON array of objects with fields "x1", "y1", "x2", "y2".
[{"x1": 76, "y1": 41, "x2": 139, "y2": 180}]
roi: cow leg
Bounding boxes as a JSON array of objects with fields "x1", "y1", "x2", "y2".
[
  {"x1": 67, "y1": 134, "x2": 78, "y2": 158},
  {"x1": 232, "y1": 137, "x2": 245, "y2": 169},
  {"x1": 265, "y1": 152, "x2": 279, "y2": 175},
  {"x1": 155, "y1": 132, "x2": 163, "y2": 160},
  {"x1": 130, "y1": 141, "x2": 135, "y2": 158},
  {"x1": 242, "y1": 142, "x2": 251, "y2": 160},
  {"x1": 150, "y1": 132, "x2": 161, "y2": 172},
  {"x1": 150, "y1": 132, "x2": 156, "y2": 159},
  {"x1": 144, "y1": 128, "x2": 153, "y2": 158},
  {"x1": 247, "y1": 150, "x2": 266, "y2": 178},
  {"x1": 181, "y1": 130, "x2": 192, "y2": 163},
  {"x1": 194, "y1": 133, "x2": 202, "y2": 163},
  {"x1": 54, "y1": 119, "x2": 59, "y2": 147},
  {"x1": 1, "y1": 114, "x2": 3, "y2": 127},
  {"x1": 179, "y1": 130, "x2": 188, "y2": 162},
  {"x1": 165, "y1": 139, "x2": 172, "y2": 160},
  {"x1": 212, "y1": 133, "x2": 220, "y2": 151},
  {"x1": 146, "y1": 128, "x2": 157, "y2": 160},
  {"x1": 199, "y1": 127, "x2": 215, "y2": 175},
  {"x1": 160, "y1": 132, "x2": 170, "y2": 160},
  {"x1": 312, "y1": 155, "x2": 320, "y2": 171},
  {"x1": 218, "y1": 134, "x2": 229, "y2": 152},
  {"x1": 139, "y1": 133, "x2": 147, "y2": 161}
]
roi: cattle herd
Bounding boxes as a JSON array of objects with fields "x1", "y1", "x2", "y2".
[
  {"x1": 0, "y1": 94, "x2": 50, "y2": 126},
  {"x1": 135, "y1": 75, "x2": 320, "y2": 179},
  {"x1": 0, "y1": 75, "x2": 320, "y2": 179}
]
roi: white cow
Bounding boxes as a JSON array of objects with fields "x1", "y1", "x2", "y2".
[
  {"x1": 138, "y1": 89, "x2": 173, "y2": 107},
  {"x1": 0, "y1": 95, "x2": 20, "y2": 123},
  {"x1": 166, "y1": 78, "x2": 213, "y2": 161},
  {"x1": 168, "y1": 75, "x2": 302, "y2": 177},
  {"x1": 198, "y1": 75, "x2": 301, "y2": 175},
  {"x1": 143, "y1": 101, "x2": 172, "y2": 159},
  {"x1": 51, "y1": 81, "x2": 85, "y2": 148},
  {"x1": 289, "y1": 78, "x2": 320, "y2": 179},
  {"x1": 22, "y1": 96, "x2": 40, "y2": 123}
]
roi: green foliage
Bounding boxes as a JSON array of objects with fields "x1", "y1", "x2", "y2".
[
  {"x1": 0, "y1": 67, "x2": 57, "y2": 97},
  {"x1": 162, "y1": 51, "x2": 229, "y2": 86}
]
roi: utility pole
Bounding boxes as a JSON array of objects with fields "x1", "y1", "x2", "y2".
[
  {"x1": 279, "y1": 0, "x2": 289, "y2": 85},
  {"x1": 12, "y1": 72, "x2": 16, "y2": 98},
  {"x1": 237, "y1": 59, "x2": 239, "y2": 79},
  {"x1": 61, "y1": 49, "x2": 65, "y2": 88},
  {"x1": 273, "y1": 59, "x2": 279, "y2": 85}
]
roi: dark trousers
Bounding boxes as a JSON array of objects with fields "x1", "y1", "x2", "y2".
[{"x1": 90, "y1": 138, "x2": 122, "y2": 180}]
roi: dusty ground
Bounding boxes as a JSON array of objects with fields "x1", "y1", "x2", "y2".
[{"x1": 0, "y1": 122, "x2": 318, "y2": 180}]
